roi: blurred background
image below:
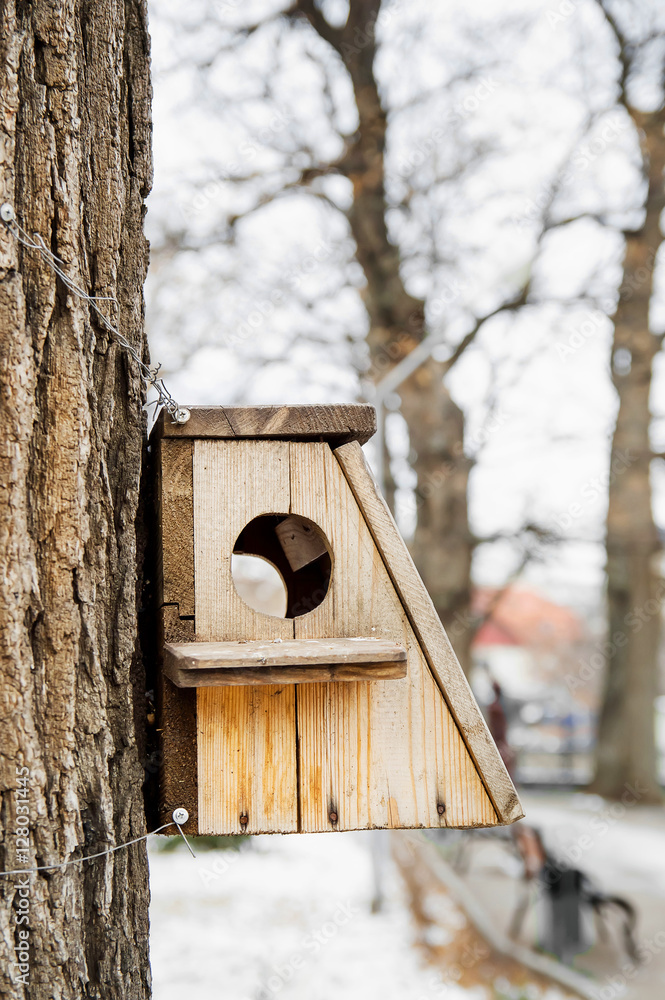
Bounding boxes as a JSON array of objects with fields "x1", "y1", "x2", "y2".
[{"x1": 144, "y1": 1, "x2": 665, "y2": 997}]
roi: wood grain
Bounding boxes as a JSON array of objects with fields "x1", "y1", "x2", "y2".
[
  {"x1": 197, "y1": 684, "x2": 297, "y2": 835},
  {"x1": 165, "y1": 637, "x2": 407, "y2": 669},
  {"x1": 166, "y1": 663, "x2": 407, "y2": 687},
  {"x1": 154, "y1": 439, "x2": 197, "y2": 833},
  {"x1": 156, "y1": 606, "x2": 198, "y2": 834},
  {"x1": 159, "y1": 429, "x2": 518, "y2": 835},
  {"x1": 275, "y1": 515, "x2": 329, "y2": 570},
  {"x1": 163, "y1": 638, "x2": 406, "y2": 687},
  {"x1": 154, "y1": 404, "x2": 376, "y2": 445},
  {"x1": 334, "y1": 441, "x2": 524, "y2": 826},
  {"x1": 290, "y1": 441, "x2": 499, "y2": 831},
  {"x1": 156, "y1": 438, "x2": 194, "y2": 615},
  {"x1": 193, "y1": 439, "x2": 297, "y2": 834},
  {"x1": 163, "y1": 637, "x2": 406, "y2": 687}
]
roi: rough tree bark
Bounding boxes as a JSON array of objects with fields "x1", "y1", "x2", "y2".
[
  {"x1": 296, "y1": 0, "x2": 474, "y2": 671},
  {"x1": 591, "y1": 105, "x2": 665, "y2": 801},
  {"x1": 0, "y1": 2, "x2": 153, "y2": 997}
]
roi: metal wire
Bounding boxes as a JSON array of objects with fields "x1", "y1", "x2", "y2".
[
  {"x1": 0, "y1": 203, "x2": 190, "y2": 426},
  {"x1": 0, "y1": 813, "x2": 196, "y2": 877}
]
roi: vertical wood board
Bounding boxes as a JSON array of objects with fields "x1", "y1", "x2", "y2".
[
  {"x1": 157, "y1": 607, "x2": 198, "y2": 833},
  {"x1": 194, "y1": 439, "x2": 297, "y2": 834},
  {"x1": 157, "y1": 438, "x2": 195, "y2": 615},
  {"x1": 155, "y1": 441, "x2": 198, "y2": 834}
]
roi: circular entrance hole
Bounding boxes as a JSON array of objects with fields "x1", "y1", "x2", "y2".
[{"x1": 232, "y1": 514, "x2": 332, "y2": 619}]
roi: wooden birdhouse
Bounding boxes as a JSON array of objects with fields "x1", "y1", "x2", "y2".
[{"x1": 151, "y1": 405, "x2": 523, "y2": 835}]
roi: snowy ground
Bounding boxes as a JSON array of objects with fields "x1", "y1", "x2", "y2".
[
  {"x1": 148, "y1": 830, "x2": 472, "y2": 1000},
  {"x1": 148, "y1": 794, "x2": 665, "y2": 999}
]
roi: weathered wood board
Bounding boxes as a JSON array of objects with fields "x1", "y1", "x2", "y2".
[
  {"x1": 194, "y1": 440, "x2": 297, "y2": 834},
  {"x1": 163, "y1": 637, "x2": 407, "y2": 686},
  {"x1": 156, "y1": 404, "x2": 376, "y2": 445},
  {"x1": 154, "y1": 438, "x2": 197, "y2": 833},
  {"x1": 156, "y1": 437, "x2": 194, "y2": 615}
]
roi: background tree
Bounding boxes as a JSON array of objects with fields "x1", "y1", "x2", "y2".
[
  {"x1": 289, "y1": 0, "x2": 479, "y2": 669},
  {"x1": 0, "y1": 2, "x2": 153, "y2": 997},
  {"x1": 590, "y1": 0, "x2": 665, "y2": 801}
]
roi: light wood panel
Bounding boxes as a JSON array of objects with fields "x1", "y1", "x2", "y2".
[
  {"x1": 334, "y1": 441, "x2": 523, "y2": 826},
  {"x1": 194, "y1": 439, "x2": 297, "y2": 834},
  {"x1": 290, "y1": 442, "x2": 499, "y2": 831}
]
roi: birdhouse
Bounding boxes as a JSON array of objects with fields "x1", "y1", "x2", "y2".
[{"x1": 150, "y1": 405, "x2": 523, "y2": 835}]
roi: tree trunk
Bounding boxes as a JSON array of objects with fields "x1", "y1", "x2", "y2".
[
  {"x1": 299, "y1": 0, "x2": 474, "y2": 671},
  {"x1": 590, "y1": 108, "x2": 665, "y2": 802},
  {"x1": 0, "y1": 3, "x2": 153, "y2": 997},
  {"x1": 401, "y1": 363, "x2": 474, "y2": 673}
]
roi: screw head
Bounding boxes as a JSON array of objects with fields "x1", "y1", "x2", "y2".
[
  {"x1": 172, "y1": 807, "x2": 189, "y2": 825},
  {"x1": 437, "y1": 803, "x2": 446, "y2": 816},
  {"x1": 329, "y1": 811, "x2": 338, "y2": 824},
  {"x1": 172, "y1": 407, "x2": 191, "y2": 425},
  {"x1": 239, "y1": 814, "x2": 249, "y2": 826},
  {"x1": 1, "y1": 203, "x2": 15, "y2": 223}
]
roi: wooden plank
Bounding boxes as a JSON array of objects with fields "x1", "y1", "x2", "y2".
[
  {"x1": 153, "y1": 404, "x2": 376, "y2": 446},
  {"x1": 153, "y1": 433, "x2": 197, "y2": 834},
  {"x1": 166, "y1": 663, "x2": 408, "y2": 687},
  {"x1": 156, "y1": 606, "x2": 198, "y2": 835},
  {"x1": 165, "y1": 636, "x2": 406, "y2": 685},
  {"x1": 197, "y1": 685, "x2": 297, "y2": 836},
  {"x1": 165, "y1": 638, "x2": 407, "y2": 670},
  {"x1": 193, "y1": 439, "x2": 298, "y2": 835},
  {"x1": 290, "y1": 441, "x2": 499, "y2": 832},
  {"x1": 275, "y1": 515, "x2": 329, "y2": 571},
  {"x1": 193, "y1": 439, "x2": 292, "y2": 643},
  {"x1": 333, "y1": 441, "x2": 524, "y2": 826},
  {"x1": 157, "y1": 438, "x2": 194, "y2": 615}
]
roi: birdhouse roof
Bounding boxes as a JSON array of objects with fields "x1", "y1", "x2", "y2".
[{"x1": 152, "y1": 403, "x2": 376, "y2": 446}]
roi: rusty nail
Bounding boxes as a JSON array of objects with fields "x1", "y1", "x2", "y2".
[
  {"x1": 437, "y1": 803, "x2": 446, "y2": 815},
  {"x1": 329, "y1": 811, "x2": 338, "y2": 824},
  {"x1": 239, "y1": 814, "x2": 249, "y2": 826}
]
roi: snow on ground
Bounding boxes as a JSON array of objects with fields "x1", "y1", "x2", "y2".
[
  {"x1": 149, "y1": 831, "x2": 471, "y2": 1000},
  {"x1": 149, "y1": 795, "x2": 665, "y2": 999}
]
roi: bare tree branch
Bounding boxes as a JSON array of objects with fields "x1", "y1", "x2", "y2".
[{"x1": 292, "y1": 0, "x2": 345, "y2": 55}]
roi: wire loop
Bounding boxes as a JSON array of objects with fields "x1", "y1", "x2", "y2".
[{"x1": 1, "y1": 203, "x2": 190, "y2": 426}]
